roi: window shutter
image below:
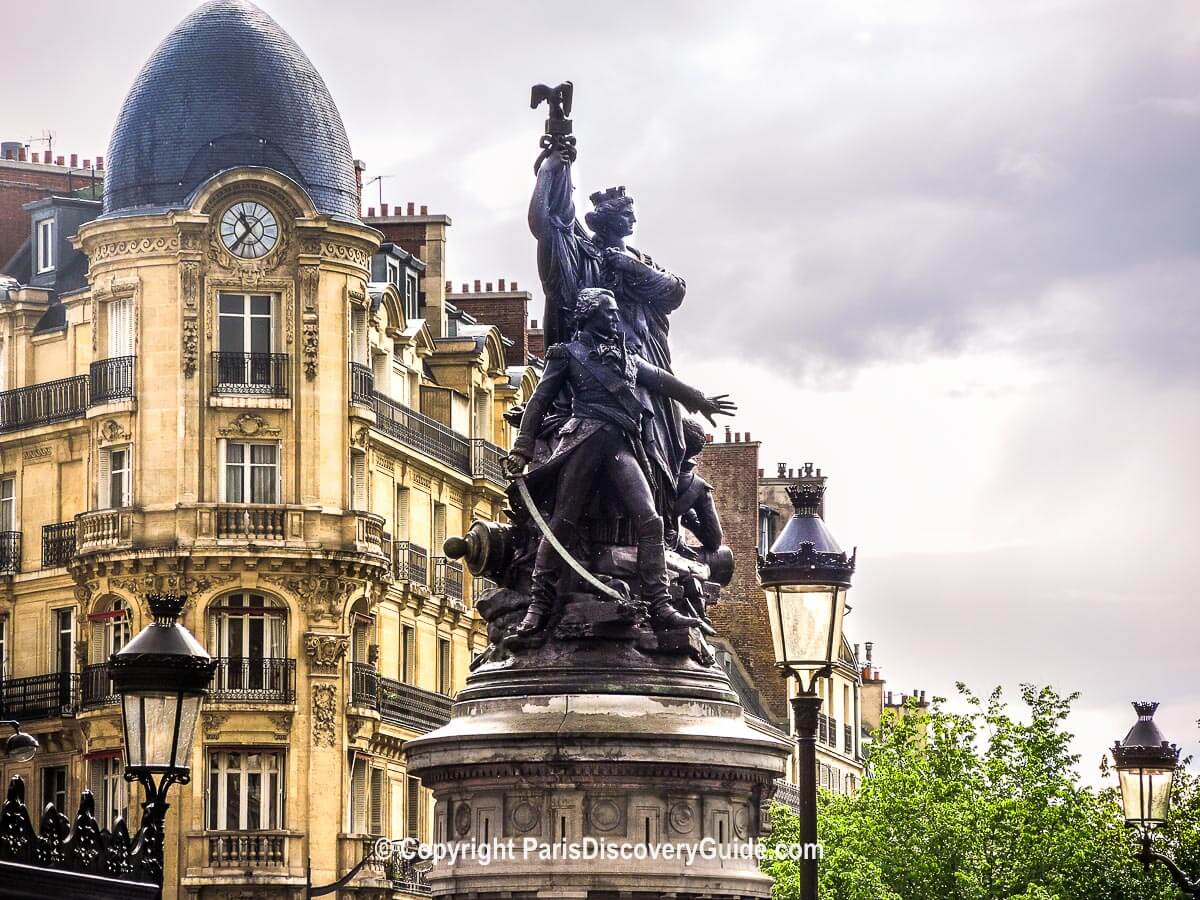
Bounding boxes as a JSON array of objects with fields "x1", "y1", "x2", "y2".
[
  {"x1": 351, "y1": 307, "x2": 367, "y2": 364},
  {"x1": 406, "y1": 776, "x2": 421, "y2": 839},
  {"x1": 369, "y1": 768, "x2": 384, "y2": 836},
  {"x1": 402, "y1": 625, "x2": 415, "y2": 684},
  {"x1": 217, "y1": 440, "x2": 227, "y2": 502},
  {"x1": 121, "y1": 452, "x2": 133, "y2": 508},
  {"x1": 351, "y1": 452, "x2": 367, "y2": 511},
  {"x1": 353, "y1": 618, "x2": 369, "y2": 665},
  {"x1": 90, "y1": 621, "x2": 104, "y2": 664},
  {"x1": 433, "y1": 504, "x2": 446, "y2": 555},
  {"x1": 351, "y1": 762, "x2": 368, "y2": 834},
  {"x1": 396, "y1": 488, "x2": 409, "y2": 540},
  {"x1": 98, "y1": 449, "x2": 111, "y2": 508}
]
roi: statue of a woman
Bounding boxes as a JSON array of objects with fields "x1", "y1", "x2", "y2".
[{"x1": 529, "y1": 145, "x2": 688, "y2": 519}]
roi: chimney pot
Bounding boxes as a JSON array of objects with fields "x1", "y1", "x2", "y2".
[
  {"x1": 485, "y1": 282, "x2": 493, "y2": 292},
  {"x1": 511, "y1": 281, "x2": 518, "y2": 290},
  {"x1": 83, "y1": 159, "x2": 91, "y2": 168},
  {"x1": 367, "y1": 206, "x2": 376, "y2": 217},
  {"x1": 474, "y1": 280, "x2": 482, "y2": 292},
  {"x1": 31, "y1": 152, "x2": 39, "y2": 163},
  {"x1": 777, "y1": 463, "x2": 786, "y2": 477},
  {"x1": 407, "y1": 202, "x2": 416, "y2": 215},
  {"x1": 724, "y1": 426, "x2": 731, "y2": 441},
  {"x1": 96, "y1": 155, "x2": 104, "y2": 169},
  {"x1": 745, "y1": 432, "x2": 751, "y2": 442},
  {"x1": 757, "y1": 468, "x2": 763, "y2": 478},
  {"x1": 18, "y1": 147, "x2": 27, "y2": 161},
  {"x1": 705, "y1": 434, "x2": 713, "y2": 443},
  {"x1": 445, "y1": 281, "x2": 452, "y2": 292},
  {"x1": 865, "y1": 641, "x2": 874, "y2": 663},
  {"x1": 498, "y1": 278, "x2": 506, "y2": 291},
  {"x1": 462, "y1": 283, "x2": 469, "y2": 292},
  {"x1": 420, "y1": 205, "x2": 428, "y2": 215},
  {"x1": 788, "y1": 468, "x2": 794, "y2": 478},
  {"x1": 530, "y1": 319, "x2": 538, "y2": 329},
  {"x1": 56, "y1": 156, "x2": 64, "y2": 166},
  {"x1": 70, "y1": 153, "x2": 78, "y2": 167},
  {"x1": 733, "y1": 432, "x2": 741, "y2": 443},
  {"x1": 380, "y1": 203, "x2": 389, "y2": 216}
]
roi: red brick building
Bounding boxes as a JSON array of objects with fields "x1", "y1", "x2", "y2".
[{"x1": 0, "y1": 150, "x2": 103, "y2": 271}]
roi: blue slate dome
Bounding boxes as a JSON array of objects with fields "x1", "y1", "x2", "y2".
[{"x1": 103, "y1": 0, "x2": 360, "y2": 220}]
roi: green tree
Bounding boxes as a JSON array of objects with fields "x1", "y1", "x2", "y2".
[{"x1": 764, "y1": 684, "x2": 1198, "y2": 900}]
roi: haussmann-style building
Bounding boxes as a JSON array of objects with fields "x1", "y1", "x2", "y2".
[{"x1": 0, "y1": 1, "x2": 540, "y2": 898}]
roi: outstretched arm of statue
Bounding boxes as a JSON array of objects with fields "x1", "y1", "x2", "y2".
[
  {"x1": 635, "y1": 361, "x2": 736, "y2": 426},
  {"x1": 505, "y1": 348, "x2": 570, "y2": 475},
  {"x1": 528, "y1": 153, "x2": 576, "y2": 241},
  {"x1": 602, "y1": 247, "x2": 686, "y2": 313}
]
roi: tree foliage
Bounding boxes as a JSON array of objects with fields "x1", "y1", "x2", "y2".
[{"x1": 764, "y1": 684, "x2": 1199, "y2": 900}]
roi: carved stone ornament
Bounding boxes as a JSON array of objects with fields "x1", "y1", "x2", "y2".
[
  {"x1": 311, "y1": 684, "x2": 337, "y2": 746},
  {"x1": 304, "y1": 633, "x2": 349, "y2": 672},
  {"x1": 302, "y1": 316, "x2": 319, "y2": 379},
  {"x1": 180, "y1": 260, "x2": 200, "y2": 377},
  {"x1": 202, "y1": 712, "x2": 229, "y2": 741},
  {"x1": 98, "y1": 419, "x2": 131, "y2": 444},
  {"x1": 268, "y1": 714, "x2": 292, "y2": 740},
  {"x1": 218, "y1": 412, "x2": 281, "y2": 438},
  {"x1": 263, "y1": 572, "x2": 357, "y2": 623}
]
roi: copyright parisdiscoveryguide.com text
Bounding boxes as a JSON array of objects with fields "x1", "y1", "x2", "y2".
[{"x1": 376, "y1": 836, "x2": 823, "y2": 866}]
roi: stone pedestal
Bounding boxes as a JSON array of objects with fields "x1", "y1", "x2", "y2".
[{"x1": 406, "y1": 679, "x2": 790, "y2": 899}]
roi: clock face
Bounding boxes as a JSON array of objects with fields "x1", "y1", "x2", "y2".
[{"x1": 219, "y1": 201, "x2": 278, "y2": 259}]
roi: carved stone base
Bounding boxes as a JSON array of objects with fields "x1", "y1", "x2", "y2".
[{"x1": 406, "y1": 692, "x2": 790, "y2": 900}]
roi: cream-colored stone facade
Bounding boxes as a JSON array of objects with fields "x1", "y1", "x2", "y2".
[{"x1": 0, "y1": 166, "x2": 535, "y2": 899}]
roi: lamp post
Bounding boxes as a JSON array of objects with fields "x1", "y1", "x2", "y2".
[
  {"x1": 1, "y1": 720, "x2": 39, "y2": 762},
  {"x1": 1111, "y1": 701, "x2": 1199, "y2": 896},
  {"x1": 758, "y1": 481, "x2": 855, "y2": 900},
  {"x1": 109, "y1": 592, "x2": 216, "y2": 887}
]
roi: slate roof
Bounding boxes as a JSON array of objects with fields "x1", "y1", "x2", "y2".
[{"x1": 103, "y1": 0, "x2": 359, "y2": 221}]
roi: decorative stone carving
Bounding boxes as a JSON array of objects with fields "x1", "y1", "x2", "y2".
[
  {"x1": 184, "y1": 572, "x2": 238, "y2": 600},
  {"x1": 218, "y1": 413, "x2": 281, "y2": 438},
  {"x1": 311, "y1": 684, "x2": 337, "y2": 746},
  {"x1": 302, "y1": 317, "x2": 319, "y2": 379},
  {"x1": 509, "y1": 799, "x2": 541, "y2": 835},
  {"x1": 324, "y1": 242, "x2": 370, "y2": 269},
  {"x1": 352, "y1": 426, "x2": 370, "y2": 449},
  {"x1": 667, "y1": 800, "x2": 696, "y2": 834},
  {"x1": 202, "y1": 712, "x2": 228, "y2": 741},
  {"x1": 453, "y1": 802, "x2": 472, "y2": 837},
  {"x1": 21, "y1": 446, "x2": 51, "y2": 463},
  {"x1": 304, "y1": 633, "x2": 349, "y2": 672},
  {"x1": 586, "y1": 796, "x2": 624, "y2": 834},
  {"x1": 98, "y1": 419, "x2": 131, "y2": 444},
  {"x1": 180, "y1": 260, "x2": 200, "y2": 377},
  {"x1": 268, "y1": 714, "x2": 292, "y2": 741},
  {"x1": 262, "y1": 572, "x2": 355, "y2": 623},
  {"x1": 91, "y1": 237, "x2": 180, "y2": 263}
]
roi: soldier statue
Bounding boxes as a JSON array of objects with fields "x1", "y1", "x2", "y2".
[{"x1": 504, "y1": 288, "x2": 734, "y2": 636}]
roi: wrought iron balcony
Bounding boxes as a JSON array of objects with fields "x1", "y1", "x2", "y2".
[
  {"x1": 89, "y1": 355, "x2": 135, "y2": 405},
  {"x1": 80, "y1": 662, "x2": 119, "y2": 708},
  {"x1": 377, "y1": 677, "x2": 452, "y2": 734},
  {"x1": 432, "y1": 556, "x2": 464, "y2": 604},
  {"x1": 393, "y1": 542, "x2": 428, "y2": 587},
  {"x1": 215, "y1": 504, "x2": 287, "y2": 540},
  {"x1": 211, "y1": 352, "x2": 289, "y2": 396},
  {"x1": 208, "y1": 657, "x2": 295, "y2": 703},
  {"x1": 471, "y1": 438, "x2": 507, "y2": 487},
  {"x1": 206, "y1": 831, "x2": 288, "y2": 868},
  {"x1": 41, "y1": 521, "x2": 76, "y2": 568},
  {"x1": 0, "y1": 374, "x2": 88, "y2": 433},
  {"x1": 0, "y1": 672, "x2": 78, "y2": 720},
  {"x1": 350, "y1": 662, "x2": 380, "y2": 709},
  {"x1": 0, "y1": 531, "x2": 20, "y2": 574},
  {"x1": 370, "y1": 392, "x2": 470, "y2": 473},
  {"x1": 391, "y1": 857, "x2": 433, "y2": 895},
  {"x1": 471, "y1": 576, "x2": 497, "y2": 603},
  {"x1": 772, "y1": 779, "x2": 803, "y2": 815},
  {"x1": 350, "y1": 362, "x2": 374, "y2": 405}
]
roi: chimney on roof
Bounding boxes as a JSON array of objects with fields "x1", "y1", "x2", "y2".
[
  {"x1": 69, "y1": 153, "x2": 78, "y2": 167},
  {"x1": 745, "y1": 432, "x2": 751, "y2": 442},
  {"x1": 777, "y1": 463, "x2": 786, "y2": 477},
  {"x1": 56, "y1": 156, "x2": 64, "y2": 166},
  {"x1": 420, "y1": 205, "x2": 428, "y2": 215},
  {"x1": 865, "y1": 641, "x2": 874, "y2": 664},
  {"x1": 530, "y1": 319, "x2": 538, "y2": 329},
  {"x1": 485, "y1": 282, "x2": 493, "y2": 291},
  {"x1": 407, "y1": 202, "x2": 415, "y2": 215},
  {"x1": 498, "y1": 278, "x2": 506, "y2": 291},
  {"x1": 380, "y1": 203, "x2": 389, "y2": 216},
  {"x1": 724, "y1": 425, "x2": 731, "y2": 442},
  {"x1": 354, "y1": 159, "x2": 366, "y2": 207},
  {"x1": 367, "y1": 207, "x2": 376, "y2": 217},
  {"x1": 19, "y1": 147, "x2": 27, "y2": 161},
  {"x1": 474, "y1": 280, "x2": 481, "y2": 291},
  {"x1": 96, "y1": 155, "x2": 104, "y2": 170},
  {"x1": 83, "y1": 159, "x2": 90, "y2": 169},
  {"x1": 705, "y1": 433, "x2": 713, "y2": 443},
  {"x1": 788, "y1": 468, "x2": 794, "y2": 478},
  {"x1": 511, "y1": 281, "x2": 519, "y2": 290},
  {"x1": 31, "y1": 152, "x2": 39, "y2": 163},
  {"x1": 461, "y1": 283, "x2": 469, "y2": 292}
]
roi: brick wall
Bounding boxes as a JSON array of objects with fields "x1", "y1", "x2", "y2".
[
  {"x1": 697, "y1": 429, "x2": 788, "y2": 722},
  {"x1": 447, "y1": 279, "x2": 530, "y2": 368},
  {"x1": 527, "y1": 326, "x2": 544, "y2": 359},
  {"x1": 0, "y1": 159, "x2": 103, "y2": 270}
]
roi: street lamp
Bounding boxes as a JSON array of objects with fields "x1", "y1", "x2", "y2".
[
  {"x1": 1, "y1": 720, "x2": 39, "y2": 762},
  {"x1": 759, "y1": 481, "x2": 855, "y2": 900},
  {"x1": 1111, "y1": 701, "x2": 1198, "y2": 897},
  {"x1": 109, "y1": 592, "x2": 216, "y2": 885}
]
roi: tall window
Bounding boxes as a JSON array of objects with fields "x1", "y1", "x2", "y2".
[
  {"x1": 223, "y1": 442, "x2": 278, "y2": 504},
  {"x1": 350, "y1": 450, "x2": 367, "y2": 511},
  {"x1": 52, "y1": 608, "x2": 75, "y2": 675},
  {"x1": 0, "y1": 617, "x2": 6, "y2": 679},
  {"x1": 41, "y1": 766, "x2": 67, "y2": 814},
  {"x1": 99, "y1": 446, "x2": 132, "y2": 508},
  {"x1": 386, "y1": 259, "x2": 400, "y2": 287},
  {"x1": 406, "y1": 776, "x2": 421, "y2": 839},
  {"x1": 350, "y1": 762, "x2": 386, "y2": 836},
  {"x1": 404, "y1": 273, "x2": 419, "y2": 321},
  {"x1": 370, "y1": 768, "x2": 385, "y2": 837},
  {"x1": 90, "y1": 599, "x2": 130, "y2": 664},
  {"x1": 107, "y1": 297, "x2": 133, "y2": 358},
  {"x1": 432, "y1": 502, "x2": 447, "y2": 554},
  {"x1": 90, "y1": 755, "x2": 128, "y2": 829},
  {"x1": 394, "y1": 487, "x2": 409, "y2": 541},
  {"x1": 37, "y1": 219, "x2": 54, "y2": 273},
  {"x1": 207, "y1": 751, "x2": 283, "y2": 831},
  {"x1": 350, "y1": 306, "x2": 369, "y2": 365},
  {"x1": 218, "y1": 293, "x2": 273, "y2": 355},
  {"x1": 437, "y1": 638, "x2": 451, "y2": 695},
  {"x1": 0, "y1": 477, "x2": 14, "y2": 530},
  {"x1": 209, "y1": 594, "x2": 287, "y2": 693}
]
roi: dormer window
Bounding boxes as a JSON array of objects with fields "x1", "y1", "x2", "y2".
[
  {"x1": 386, "y1": 258, "x2": 400, "y2": 287},
  {"x1": 404, "y1": 272, "x2": 419, "y2": 320},
  {"x1": 36, "y1": 219, "x2": 54, "y2": 273}
]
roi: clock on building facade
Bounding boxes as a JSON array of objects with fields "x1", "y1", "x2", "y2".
[{"x1": 219, "y1": 200, "x2": 278, "y2": 259}]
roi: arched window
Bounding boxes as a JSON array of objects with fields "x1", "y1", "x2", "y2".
[
  {"x1": 209, "y1": 593, "x2": 289, "y2": 698},
  {"x1": 83, "y1": 597, "x2": 131, "y2": 708}
]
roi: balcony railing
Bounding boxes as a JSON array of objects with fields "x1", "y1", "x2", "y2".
[
  {"x1": 216, "y1": 504, "x2": 286, "y2": 540},
  {"x1": 0, "y1": 672, "x2": 78, "y2": 720},
  {"x1": 471, "y1": 576, "x2": 497, "y2": 603},
  {"x1": 393, "y1": 542, "x2": 428, "y2": 586},
  {"x1": 370, "y1": 392, "x2": 470, "y2": 473},
  {"x1": 772, "y1": 779, "x2": 803, "y2": 815},
  {"x1": 206, "y1": 831, "x2": 288, "y2": 868},
  {"x1": 355, "y1": 512, "x2": 385, "y2": 555},
  {"x1": 350, "y1": 662, "x2": 379, "y2": 709},
  {"x1": 432, "y1": 557, "x2": 464, "y2": 604},
  {"x1": 76, "y1": 509, "x2": 133, "y2": 553},
  {"x1": 81, "y1": 662, "x2": 118, "y2": 708},
  {"x1": 209, "y1": 657, "x2": 295, "y2": 703},
  {"x1": 89, "y1": 356, "x2": 135, "y2": 405},
  {"x1": 0, "y1": 374, "x2": 88, "y2": 433},
  {"x1": 391, "y1": 858, "x2": 432, "y2": 895},
  {"x1": 211, "y1": 352, "x2": 290, "y2": 397},
  {"x1": 41, "y1": 521, "x2": 76, "y2": 568},
  {"x1": 350, "y1": 363, "x2": 374, "y2": 405},
  {"x1": 377, "y1": 677, "x2": 452, "y2": 734},
  {"x1": 0, "y1": 531, "x2": 20, "y2": 574},
  {"x1": 471, "y1": 438, "x2": 507, "y2": 487}
]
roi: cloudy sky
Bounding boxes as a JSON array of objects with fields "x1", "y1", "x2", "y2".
[{"x1": 5, "y1": 0, "x2": 1198, "y2": 779}]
